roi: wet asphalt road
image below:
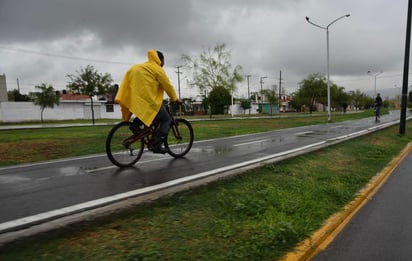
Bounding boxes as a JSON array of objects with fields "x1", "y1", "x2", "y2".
[{"x1": 0, "y1": 111, "x2": 409, "y2": 233}]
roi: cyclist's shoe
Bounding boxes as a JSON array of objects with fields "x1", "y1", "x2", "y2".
[
  {"x1": 129, "y1": 125, "x2": 141, "y2": 135},
  {"x1": 151, "y1": 145, "x2": 167, "y2": 154},
  {"x1": 130, "y1": 118, "x2": 143, "y2": 135},
  {"x1": 150, "y1": 136, "x2": 167, "y2": 154}
]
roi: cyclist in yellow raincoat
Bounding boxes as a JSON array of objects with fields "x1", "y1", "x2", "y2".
[{"x1": 115, "y1": 49, "x2": 179, "y2": 153}]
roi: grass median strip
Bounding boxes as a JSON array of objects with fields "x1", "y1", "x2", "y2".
[{"x1": 0, "y1": 121, "x2": 410, "y2": 260}]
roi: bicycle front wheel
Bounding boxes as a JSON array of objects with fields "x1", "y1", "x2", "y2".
[
  {"x1": 165, "y1": 118, "x2": 194, "y2": 158},
  {"x1": 106, "y1": 121, "x2": 144, "y2": 167}
]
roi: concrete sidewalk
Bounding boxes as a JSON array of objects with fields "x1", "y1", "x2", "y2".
[{"x1": 284, "y1": 142, "x2": 412, "y2": 261}]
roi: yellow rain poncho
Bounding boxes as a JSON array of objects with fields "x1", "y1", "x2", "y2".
[{"x1": 115, "y1": 49, "x2": 178, "y2": 126}]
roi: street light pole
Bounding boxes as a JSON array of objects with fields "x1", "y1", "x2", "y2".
[
  {"x1": 400, "y1": 0, "x2": 412, "y2": 135},
  {"x1": 367, "y1": 70, "x2": 383, "y2": 97},
  {"x1": 306, "y1": 14, "x2": 350, "y2": 122}
]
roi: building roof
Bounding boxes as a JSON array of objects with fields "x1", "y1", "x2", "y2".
[{"x1": 60, "y1": 93, "x2": 91, "y2": 101}]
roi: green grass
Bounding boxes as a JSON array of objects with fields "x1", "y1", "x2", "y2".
[{"x1": 0, "y1": 115, "x2": 410, "y2": 260}]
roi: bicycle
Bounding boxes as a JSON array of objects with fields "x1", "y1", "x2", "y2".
[
  {"x1": 374, "y1": 103, "x2": 381, "y2": 123},
  {"x1": 106, "y1": 102, "x2": 194, "y2": 167}
]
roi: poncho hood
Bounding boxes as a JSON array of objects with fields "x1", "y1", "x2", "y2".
[{"x1": 147, "y1": 49, "x2": 162, "y2": 66}]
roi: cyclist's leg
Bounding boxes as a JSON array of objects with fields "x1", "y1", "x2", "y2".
[
  {"x1": 376, "y1": 106, "x2": 381, "y2": 121},
  {"x1": 151, "y1": 106, "x2": 171, "y2": 153},
  {"x1": 156, "y1": 106, "x2": 172, "y2": 136}
]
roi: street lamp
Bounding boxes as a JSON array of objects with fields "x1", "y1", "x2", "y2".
[
  {"x1": 306, "y1": 14, "x2": 350, "y2": 122},
  {"x1": 367, "y1": 70, "x2": 383, "y2": 97},
  {"x1": 260, "y1": 76, "x2": 267, "y2": 114}
]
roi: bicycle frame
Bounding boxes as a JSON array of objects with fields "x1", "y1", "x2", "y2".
[
  {"x1": 165, "y1": 104, "x2": 183, "y2": 139},
  {"x1": 123, "y1": 104, "x2": 180, "y2": 148}
]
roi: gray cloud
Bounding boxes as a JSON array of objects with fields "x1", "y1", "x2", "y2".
[
  {"x1": 0, "y1": 0, "x2": 409, "y2": 98},
  {"x1": 1, "y1": 0, "x2": 194, "y2": 48}
]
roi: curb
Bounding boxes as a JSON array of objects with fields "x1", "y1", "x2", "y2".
[{"x1": 282, "y1": 141, "x2": 412, "y2": 261}]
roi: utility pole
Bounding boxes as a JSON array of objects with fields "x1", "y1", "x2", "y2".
[
  {"x1": 16, "y1": 78, "x2": 20, "y2": 93},
  {"x1": 176, "y1": 66, "x2": 182, "y2": 99},
  {"x1": 279, "y1": 70, "x2": 282, "y2": 113},
  {"x1": 246, "y1": 75, "x2": 251, "y2": 115},
  {"x1": 260, "y1": 76, "x2": 267, "y2": 114}
]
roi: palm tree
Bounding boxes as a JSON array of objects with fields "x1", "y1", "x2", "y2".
[{"x1": 33, "y1": 83, "x2": 60, "y2": 123}]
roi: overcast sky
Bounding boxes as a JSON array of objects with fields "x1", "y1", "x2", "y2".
[{"x1": 0, "y1": 0, "x2": 410, "y2": 99}]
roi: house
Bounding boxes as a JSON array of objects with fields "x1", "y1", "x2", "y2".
[{"x1": 60, "y1": 93, "x2": 91, "y2": 101}]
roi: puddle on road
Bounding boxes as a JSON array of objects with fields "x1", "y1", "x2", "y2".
[
  {"x1": 296, "y1": 130, "x2": 331, "y2": 137},
  {"x1": 58, "y1": 166, "x2": 87, "y2": 177},
  {"x1": 0, "y1": 175, "x2": 31, "y2": 184},
  {"x1": 0, "y1": 167, "x2": 85, "y2": 185},
  {"x1": 190, "y1": 146, "x2": 233, "y2": 155}
]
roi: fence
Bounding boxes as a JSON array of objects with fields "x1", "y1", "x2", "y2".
[
  {"x1": 0, "y1": 101, "x2": 268, "y2": 123},
  {"x1": 0, "y1": 101, "x2": 122, "y2": 122}
]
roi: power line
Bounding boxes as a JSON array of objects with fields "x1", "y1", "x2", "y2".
[{"x1": 0, "y1": 46, "x2": 132, "y2": 65}]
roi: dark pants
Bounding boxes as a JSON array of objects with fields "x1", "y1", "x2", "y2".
[
  {"x1": 375, "y1": 105, "x2": 381, "y2": 117},
  {"x1": 155, "y1": 106, "x2": 171, "y2": 137}
]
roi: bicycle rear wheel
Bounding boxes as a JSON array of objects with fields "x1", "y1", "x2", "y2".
[
  {"x1": 106, "y1": 121, "x2": 144, "y2": 167},
  {"x1": 165, "y1": 118, "x2": 194, "y2": 158}
]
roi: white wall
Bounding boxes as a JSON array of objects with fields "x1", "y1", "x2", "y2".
[
  {"x1": 0, "y1": 101, "x2": 263, "y2": 123},
  {"x1": 0, "y1": 101, "x2": 122, "y2": 122},
  {"x1": 228, "y1": 104, "x2": 260, "y2": 115}
]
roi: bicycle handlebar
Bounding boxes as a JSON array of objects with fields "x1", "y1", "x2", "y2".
[{"x1": 173, "y1": 99, "x2": 183, "y2": 105}]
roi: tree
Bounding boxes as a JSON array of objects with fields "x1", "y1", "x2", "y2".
[
  {"x1": 262, "y1": 85, "x2": 278, "y2": 115},
  {"x1": 66, "y1": 65, "x2": 113, "y2": 125},
  {"x1": 349, "y1": 89, "x2": 370, "y2": 110},
  {"x1": 182, "y1": 43, "x2": 243, "y2": 116},
  {"x1": 294, "y1": 73, "x2": 327, "y2": 113},
  {"x1": 207, "y1": 86, "x2": 231, "y2": 115},
  {"x1": 331, "y1": 85, "x2": 349, "y2": 111},
  {"x1": 8, "y1": 89, "x2": 31, "y2": 101},
  {"x1": 240, "y1": 99, "x2": 251, "y2": 114},
  {"x1": 32, "y1": 83, "x2": 60, "y2": 122}
]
